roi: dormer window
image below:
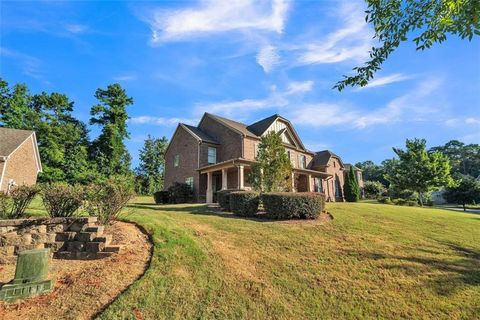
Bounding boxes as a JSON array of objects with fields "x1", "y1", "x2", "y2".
[
  {"x1": 174, "y1": 155, "x2": 179, "y2": 167},
  {"x1": 208, "y1": 147, "x2": 217, "y2": 164}
]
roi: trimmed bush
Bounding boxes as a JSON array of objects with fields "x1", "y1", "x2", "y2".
[
  {"x1": 85, "y1": 176, "x2": 135, "y2": 224},
  {"x1": 153, "y1": 191, "x2": 169, "y2": 204},
  {"x1": 217, "y1": 189, "x2": 241, "y2": 210},
  {"x1": 229, "y1": 191, "x2": 260, "y2": 217},
  {"x1": 42, "y1": 183, "x2": 84, "y2": 217},
  {"x1": 0, "y1": 185, "x2": 40, "y2": 219},
  {"x1": 378, "y1": 197, "x2": 393, "y2": 204},
  {"x1": 168, "y1": 182, "x2": 193, "y2": 204},
  {"x1": 262, "y1": 192, "x2": 325, "y2": 220}
]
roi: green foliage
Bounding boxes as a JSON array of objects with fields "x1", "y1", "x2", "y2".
[
  {"x1": 262, "y1": 192, "x2": 325, "y2": 220},
  {"x1": 378, "y1": 196, "x2": 393, "y2": 205},
  {"x1": 0, "y1": 79, "x2": 96, "y2": 184},
  {"x1": 0, "y1": 186, "x2": 40, "y2": 219},
  {"x1": 248, "y1": 131, "x2": 293, "y2": 193},
  {"x1": 0, "y1": 193, "x2": 14, "y2": 219},
  {"x1": 41, "y1": 183, "x2": 84, "y2": 217},
  {"x1": 217, "y1": 189, "x2": 237, "y2": 210},
  {"x1": 335, "y1": 0, "x2": 480, "y2": 90},
  {"x1": 229, "y1": 191, "x2": 260, "y2": 217},
  {"x1": 135, "y1": 135, "x2": 168, "y2": 195},
  {"x1": 344, "y1": 167, "x2": 360, "y2": 202},
  {"x1": 90, "y1": 83, "x2": 133, "y2": 177},
  {"x1": 355, "y1": 160, "x2": 391, "y2": 187},
  {"x1": 153, "y1": 191, "x2": 170, "y2": 204},
  {"x1": 443, "y1": 175, "x2": 480, "y2": 211},
  {"x1": 363, "y1": 181, "x2": 386, "y2": 199},
  {"x1": 167, "y1": 182, "x2": 193, "y2": 204},
  {"x1": 430, "y1": 140, "x2": 480, "y2": 178},
  {"x1": 386, "y1": 138, "x2": 453, "y2": 206},
  {"x1": 84, "y1": 176, "x2": 135, "y2": 224}
]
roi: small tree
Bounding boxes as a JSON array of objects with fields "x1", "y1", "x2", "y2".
[
  {"x1": 386, "y1": 138, "x2": 453, "y2": 206},
  {"x1": 363, "y1": 181, "x2": 386, "y2": 199},
  {"x1": 443, "y1": 175, "x2": 480, "y2": 211},
  {"x1": 135, "y1": 135, "x2": 168, "y2": 195},
  {"x1": 344, "y1": 167, "x2": 360, "y2": 202},
  {"x1": 248, "y1": 131, "x2": 293, "y2": 192}
]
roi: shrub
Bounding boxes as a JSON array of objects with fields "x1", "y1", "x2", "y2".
[
  {"x1": 262, "y1": 192, "x2": 325, "y2": 220},
  {"x1": 42, "y1": 183, "x2": 84, "y2": 217},
  {"x1": 229, "y1": 191, "x2": 259, "y2": 217},
  {"x1": 217, "y1": 189, "x2": 240, "y2": 210},
  {"x1": 393, "y1": 198, "x2": 407, "y2": 206},
  {"x1": 168, "y1": 182, "x2": 193, "y2": 204},
  {"x1": 85, "y1": 177, "x2": 136, "y2": 224},
  {"x1": 0, "y1": 193, "x2": 14, "y2": 219},
  {"x1": 378, "y1": 197, "x2": 393, "y2": 204},
  {"x1": 9, "y1": 185, "x2": 40, "y2": 218},
  {"x1": 363, "y1": 181, "x2": 386, "y2": 199},
  {"x1": 153, "y1": 191, "x2": 169, "y2": 204},
  {"x1": 405, "y1": 200, "x2": 418, "y2": 206}
]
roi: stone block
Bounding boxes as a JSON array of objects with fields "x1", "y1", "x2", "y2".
[
  {"x1": 47, "y1": 224, "x2": 66, "y2": 233},
  {"x1": 55, "y1": 232, "x2": 77, "y2": 241},
  {"x1": 75, "y1": 232, "x2": 96, "y2": 242},
  {"x1": 68, "y1": 222, "x2": 87, "y2": 232},
  {"x1": 31, "y1": 225, "x2": 47, "y2": 233},
  {"x1": 0, "y1": 245, "x2": 15, "y2": 256},
  {"x1": 67, "y1": 241, "x2": 85, "y2": 252},
  {"x1": 45, "y1": 233, "x2": 57, "y2": 243},
  {"x1": 86, "y1": 242, "x2": 105, "y2": 253},
  {"x1": 85, "y1": 226, "x2": 104, "y2": 235},
  {"x1": 31, "y1": 233, "x2": 48, "y2": 244},
  {"x1": 94, "y1": 234, "x2": 112, "y2": 246},
  {"x1": 44, "y1": 241, "x2": 66, "y2": 252},
  {"x1": 104, "y1": 245, "x2": 122, "y2": 253}
]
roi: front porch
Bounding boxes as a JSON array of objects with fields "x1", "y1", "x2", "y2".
[{"x1": 198, "y1": 159, "x2": 334, "y2": 203}]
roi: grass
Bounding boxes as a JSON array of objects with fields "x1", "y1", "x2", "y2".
[{"x1": 90, "y1": 197, "x2": 480, "y2": 319}]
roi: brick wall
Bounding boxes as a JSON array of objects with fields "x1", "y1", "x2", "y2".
[
  {"x1": 1, "y1": 136, "x2": 39, "y2": 191},
  {"x1": 164, "y1": 126, "x2": 200, "y2": 200},
  {"x1": 198, "y1": 116, "x2": 243, "y2": 161}
]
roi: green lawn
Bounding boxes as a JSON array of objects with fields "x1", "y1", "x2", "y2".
[{"x1": 91, "y1": 197, "x2": 480, "y2": 319}]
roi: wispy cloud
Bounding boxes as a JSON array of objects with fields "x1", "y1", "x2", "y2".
[
  {"x1": 465, "y1": 117, "x2": 480, "y2": 125},
  {"x1": 294, "y1": 1, "x2": 373, "y2": 66},
  {"x1": 142, "y1": 0, "x2": 290, "y2": 43},
  {"x1": 129, "y1": 116, "x2": 196, "y2": 126},
  {"x1": 445, "y1": 117, "x2": 480, "y2": 127},
  {"x1": 113, "y1": 74, "x2": 137, "y2": 82},
  {"x1": 65, "y1": 23, "x2": 88, "y2": 34},
  {"x1": 355, "y1": 73, "x2": 412, "y2": 90},
  {"x1": 256, "y1": 44, "x2": 281, "y2": 73},
  {"x1": 194, "y1": 80, "x2": 314, "y2": 118},
  {"x1": 0, "y1": 47, "x2": 49, "y2": 83}
]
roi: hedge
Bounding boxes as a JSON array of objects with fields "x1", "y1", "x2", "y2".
[
  {"x1": 229, "y1": 191, "x2": 260, "y2": 217},
  {"x1": 153, "y1": 191, "x2": 170, "y2": 204},
  {"x1": 168, "y1": 182, "x2": 193, "y2": 204},
  {"x1": 262, "y1": 192, "x2": 325, "y2": 220},
  {"x1": 217, "y1": 189, "x2": 241, "y2": 210}
]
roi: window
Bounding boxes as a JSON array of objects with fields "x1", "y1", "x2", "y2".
[
  {"x1": 299, "y1": 155, "x2": 306, "y2": 169},
  {"x1": 287, "y1": 150, "x2": 294, "y2": 166},
  {"x1": 208, "y1": 147, "x2": 217, "y2": 164},
  {"x1": 314, "y1": 177, "x2": 323, "y2": 192},
  {"x1": 174, "y1": 155, "x2": 179, "y2": 167},
  {"x1": 185, "y1": 177, "x2": 194, "y2": 190}
]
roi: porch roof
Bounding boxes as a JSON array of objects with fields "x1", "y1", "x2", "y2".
[
  {"x1": 198, "y1": 158, "x2": 253, "y2": 173},
  {"x1": 293, "y1": 167, "x2": 332, "y2": 178}
]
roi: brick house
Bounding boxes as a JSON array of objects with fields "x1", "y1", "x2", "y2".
[
  {"x1": 0, "y1": 127, "x2": 42, "y2": 193},
  {"x1": 164, "y1": 113, "x2": 357, "y2": 202}
]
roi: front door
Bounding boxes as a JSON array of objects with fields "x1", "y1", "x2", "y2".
[{"x1": 212, "y1": 174, "x2": 222, "y2": 202}]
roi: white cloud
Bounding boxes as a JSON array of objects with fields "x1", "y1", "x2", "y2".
[
  {"x1": 144, "y1": 0, "x2": 290, "y2": 43},
  {"x1": 355, "y1": 73, "x2": 412, "y2": 90},
  {"x1": 194, "y1": 80, "x2": 313, "y2": 117},
  {"x1": 113, "y1": 74, "x2": 137, "y2": 81},
  {"x1": 65, "y1": 23, "x2": 88, "y2": 34},
  {"x1": 465, "y1": 117, "x2": 480, "y2": 125},
  {"x1": 0, "y1": 47, "x2": 48, "y2": 83},
  {"x1": 295, "y1": 1, "x2": 373, "y2": 65},
  {"x1": 256, "y1": 45, "x2": 281, "y2": 73},
  {"x1": 129, "y1": 116, "x2": 196, "y2": 126}
]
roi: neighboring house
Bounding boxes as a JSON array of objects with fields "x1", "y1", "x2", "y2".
[
  {"x1": 164, "y1": 113, "x2": 354, "y2": 203},
  {"x1": 0, "y1": 127, "x2": 42, "y2": 193}
]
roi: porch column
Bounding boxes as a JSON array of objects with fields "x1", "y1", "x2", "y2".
[
  {"x1": 238, "y1": 165, "x2": 244, "y2": 189},
  {"x1": 221, "y1": 168, "x2": 228, "y2": 190},
  {"x1": 307, "y1": 174, "x2": 312, "y2": 192},
  {"x1": 291, "y1": 172, "x2": 295, "y2": 192},
  {"x1": 206, "y1": 172, "x2": 213, "y2": 203}
]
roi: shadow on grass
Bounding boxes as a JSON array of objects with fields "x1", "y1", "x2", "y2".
[{"x1": 342, "y1": 241, "x2": 480, "y2": 296}]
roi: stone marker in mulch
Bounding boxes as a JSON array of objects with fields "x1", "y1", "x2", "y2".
[{"x1": 0, "y1": 248, "x2": 53, "y2": 302}]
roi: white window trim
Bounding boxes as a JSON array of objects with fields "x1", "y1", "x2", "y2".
[{"x1": 208, "y1": 147, "x2": 217, "y2": 164}]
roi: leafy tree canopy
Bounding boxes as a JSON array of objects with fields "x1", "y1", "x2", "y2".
[
  {"x1": 335, "y1": 0, "x2": 480, "y2": 90},
  {"x1": 135, "y1": 135, "x2": 168, "y2": 195},
  {"x1": 430, "y1": 140, "x2": 480, "y2": 178},
  {"x1": 443, "y1": 175, "x2": 480, "y2": 211},
  {"x1": 248, "y1": 131, "x2": 293, "y2": 193}
]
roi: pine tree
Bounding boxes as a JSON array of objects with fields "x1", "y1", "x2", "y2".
[
  {"x1": 90, "y1": 84, "x2": 133, "y2": 177},
  {"x1": 344, "y1": 167, "x2": 360, "y2": 202},
  {"x1": 135, "y1": 135, "x2": 168, "y2": 195}
]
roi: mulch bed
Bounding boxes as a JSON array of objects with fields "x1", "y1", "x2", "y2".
[{"x1": 0, "y1": 221, "x2": 152, "y2": 320}]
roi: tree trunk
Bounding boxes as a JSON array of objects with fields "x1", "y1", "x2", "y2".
[
  {"x1": 463, "y1": 203, "x2": 466, "y2": 211},
  {"x1": 419, "y1": 192, "x2": 424, "y2": 207}
]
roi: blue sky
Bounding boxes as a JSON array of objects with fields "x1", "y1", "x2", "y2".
[{"x1": 1, "y1": 0, "x2": 479, "y2": 167}]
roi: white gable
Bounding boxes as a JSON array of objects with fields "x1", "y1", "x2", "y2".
[{"x1": 264, "y1": 119, "x2": 301, "y2": 148}]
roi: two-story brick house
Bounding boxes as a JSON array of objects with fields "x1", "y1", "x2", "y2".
[{"x1": 164, "y1": 113, "x2": 352, "y2": 203}]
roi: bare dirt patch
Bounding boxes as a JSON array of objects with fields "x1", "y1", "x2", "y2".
[{"x1": 0, "y1": 221, "x2": 152, "y2": 320}]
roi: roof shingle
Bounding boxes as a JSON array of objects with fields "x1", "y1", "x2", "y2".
[{"x1": 0, "y1": 127, "x2": 35, "y2": 157}]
